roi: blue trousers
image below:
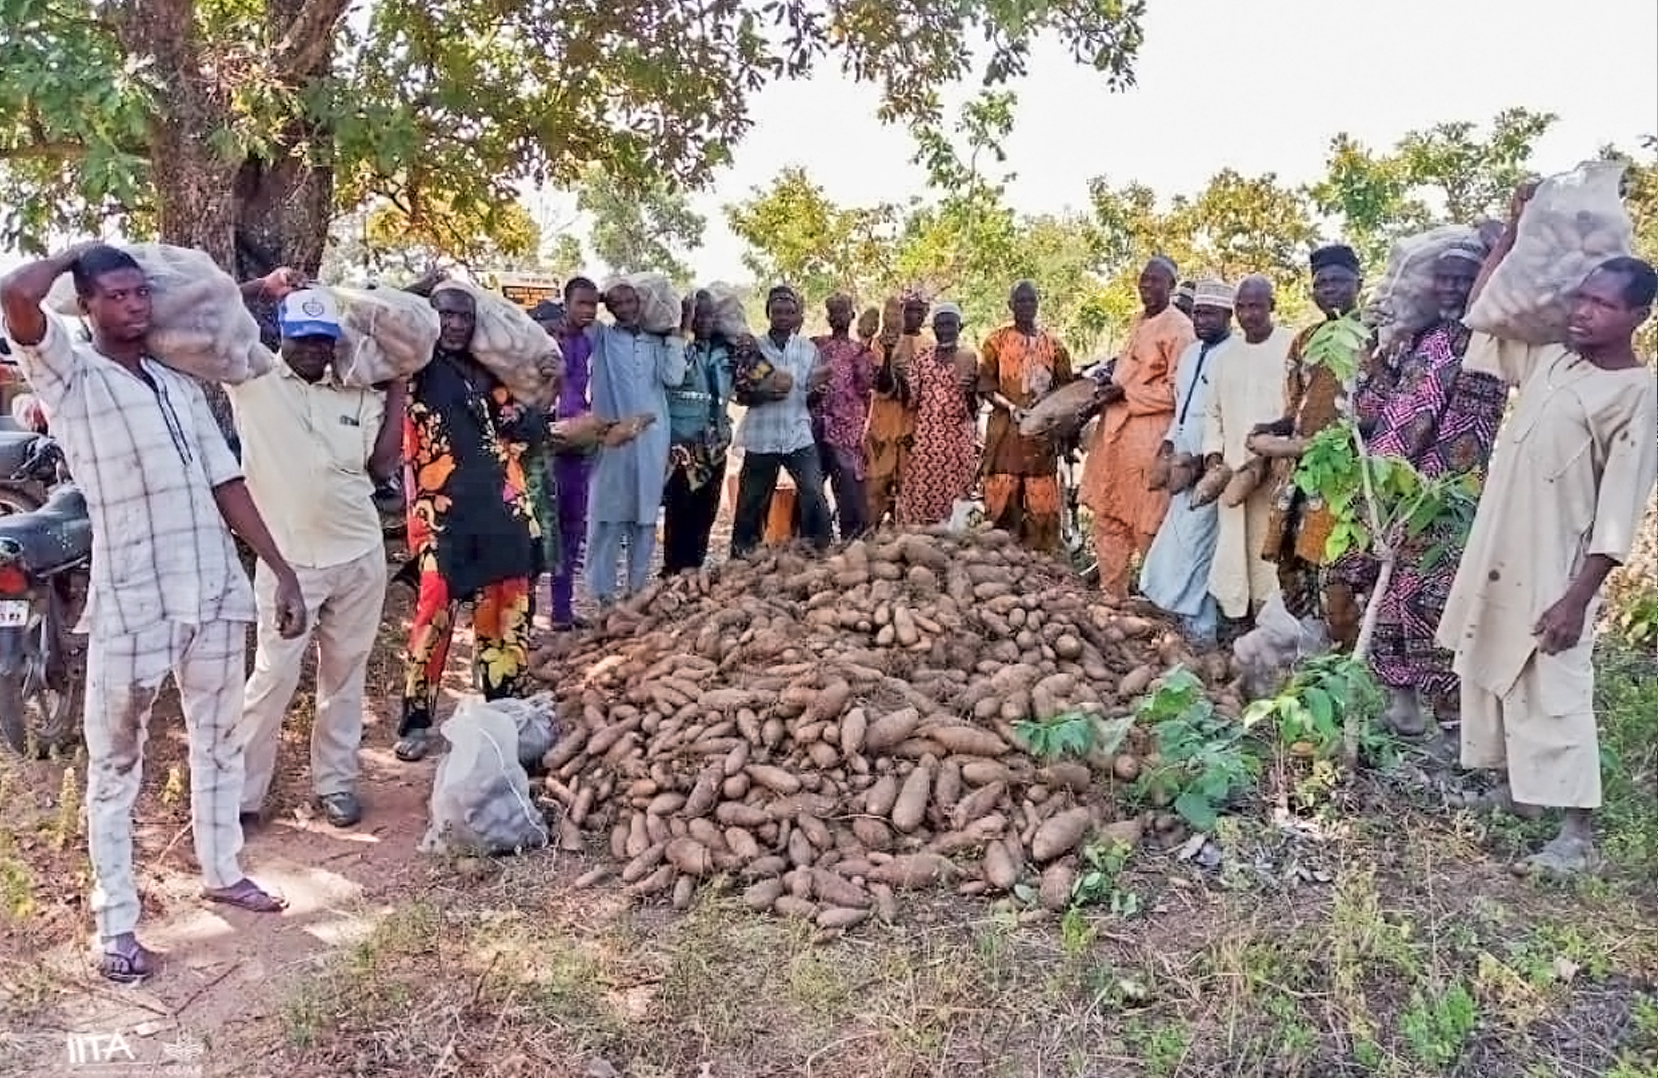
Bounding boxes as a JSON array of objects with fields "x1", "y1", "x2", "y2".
[{"x1": 586, "y1": 520, "x2": 655, "y2": 605}]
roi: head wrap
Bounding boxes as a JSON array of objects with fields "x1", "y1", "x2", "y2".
[
  {"x1": 1192, "y1": 279, "x2": 1235, "y2": 311},
  {"x1": 933, "y1": 302, "x2": 963, "y2": 320},
  {"x1": 1175, "y1": 280, "x2": 1196, "y2": 302},
  {"x1": 1147, "y1": 256, "x2": 1179, "y2": 281},
  {"x1": 1309, "y1": 244, "x2": 1361, "y2": 275},
  {"x1": 1437, "y1": 238, "x2": 1488, "y2": 267}
]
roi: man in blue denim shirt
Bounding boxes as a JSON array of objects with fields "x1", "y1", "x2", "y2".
[
  {"x1": 729, "y1": 286, "x2": 833, "y2": 556},
  {"x1": 663, "y1": 291, "x2": 739, "y2": 573}
]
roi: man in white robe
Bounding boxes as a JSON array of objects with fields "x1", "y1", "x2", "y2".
[
  {"x1": 1440, "y1": 233, "x2": 1657, "y2": 876},
  {"x1": 1140, "y1": 280, "x2": 1237, "y2": 644},
  {"x1": 1201, "y1": 275, "x2": 1294, "y2": 623}
]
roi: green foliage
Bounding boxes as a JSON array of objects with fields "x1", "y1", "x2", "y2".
[
  {"x1": 1131, "y1": 668, "x2": 1262, "y2": 831},
  {"x1": 0, "y1": 0, "x2": 1146, "y2": 260},
  {"x1": 1309, "y1": 108, "x2": 1559, "y2": 269},
  {"x1": 1069, "y1": 838, "x2": 1139, "y2": 916},
  {"x1": 1241, "y1": 653, "x2": 1387, "y2": 762},
  {"x1": 1293, "y1": 423, "x2": 1480, "y2": 565},
  {"x1": 575, "y1": 165, "x2": 705, "y2": 285},
  {"x1": 1013, "y1": 712, "x2": 1099, "y2": 762},
  {"x1": 1296, "y1": 314, "x2": 1370, "y2": 383},
  {"x1": 722, "y1": 166, "x2": 901, "y2": 299}
]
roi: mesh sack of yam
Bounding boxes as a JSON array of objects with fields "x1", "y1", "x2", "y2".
[
  {"x1": 609, "y1": 272, "x2": 683, "y2": 336},
  {"x1": 1018, "y1": 379, "x2": 1104, "y2": 439},
  {"x1": 46, "y1": 243, "x2": 275, "y2": 384},
  {"x1": 430, "y1": 280, "x2": 560, "y2": 408},
  {"x1": 420, "y1": 700, "x2": 551, "y2": 856},
  {"x1": 330, "y1": 285, "x2": 441, "y2": 386},
  {"x1": 705, "y1": 282, "x2": 751, "y2": 340},
  {"x1": 1364, "y1": 224, "x2": 1482, "y2": 352},
  {"x1": 1464, "y1": 160, "x2": 1634, "y2": 345}
]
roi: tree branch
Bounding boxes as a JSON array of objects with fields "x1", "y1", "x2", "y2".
[{"x1": 273, "y1": 0, "x2": 353, "y2": 74}]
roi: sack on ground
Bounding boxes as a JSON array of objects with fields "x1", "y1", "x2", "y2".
[
  {"x1": 46, "y1": 243, "x2": 274, "y2": 384},
  {"x1": 430, "y1": 280, "x2": 560, "y2": 408},
  {"x1": 1366, "y1": 225, "x2": 1480, "y2": 352},
  {"x1": 1464, "y1": 160, "x2": 1633, "y2": 344},
  {"x1": 330, "y1": 285, "x2": 441, "y2": 386},
  {"x1": 608, "y1": 272, "x2": 682, "y2": 336},
  {"x1": 705, "y1": 282, "x2": 750, "y2": 340},
  {"x1": 420, "y1": 701, "x2": 550, "y2": 855},
  {"x1": 474, "y1": 691, "x2": 561, "y2": 771},
  {"x1": 1232, "y1": 592, "x2": 1330, "y2": 700}
]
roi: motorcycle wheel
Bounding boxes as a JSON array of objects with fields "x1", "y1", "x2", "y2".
[{"x1": 0, "y1": 617, "x2": 82, "y2": 758}]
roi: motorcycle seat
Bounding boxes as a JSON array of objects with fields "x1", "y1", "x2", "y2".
[{"x1": 0, "y1": 484, "x2": 91, "y2": 575}]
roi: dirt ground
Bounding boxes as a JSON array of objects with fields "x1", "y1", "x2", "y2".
[{"x1": 0, "y1": 513, "x2": 1654, "y2": 1078}]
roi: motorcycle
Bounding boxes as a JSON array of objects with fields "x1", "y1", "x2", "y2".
[{"x1": 0, "y1": 435, "x2": 90, "y2": 757}]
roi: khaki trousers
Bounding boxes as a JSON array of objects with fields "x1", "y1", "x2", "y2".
[
  {"x1": 86, "y1": 618, "x2": 249, "y2": 940},
  {"x1": 238, "y1": 548, "x2": 387, "y2": 811}
]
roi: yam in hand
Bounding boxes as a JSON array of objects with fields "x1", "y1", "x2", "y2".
[
  {"x1": 1188, "y1": 461, "x2": 1231, "y2": 508},
  {"x1": 1244, "y1": 433, "x2": 1307, "y2": 459}
]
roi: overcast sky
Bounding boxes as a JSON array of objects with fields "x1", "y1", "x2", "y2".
[{"x1": 637, "y1": 0, "x2": 1658, "y2": 281}]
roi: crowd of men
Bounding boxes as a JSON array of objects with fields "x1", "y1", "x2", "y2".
[{"x1": 0, "y1": 178, "x2": 1653, "y2": 983}]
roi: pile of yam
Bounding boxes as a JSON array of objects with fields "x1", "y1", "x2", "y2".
[{"x1": 528, "y1": 526, "x2": 1237, "y2": 934}]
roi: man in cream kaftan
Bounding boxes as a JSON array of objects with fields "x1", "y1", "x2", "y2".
[
  {"x1": 1203, "y1": 276, "x2": 1293, "y2": 621},
  {"x1": 1438, "y1": 250, "x2": 1657, "y2": 876}
]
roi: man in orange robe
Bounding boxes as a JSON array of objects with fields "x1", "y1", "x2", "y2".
[
  {"x1": 864, "y1": 291, "x2": 929, "y2": 527},
  {"x1": 1080, "y1": 257, "x2": 1196, "y2": 599}
]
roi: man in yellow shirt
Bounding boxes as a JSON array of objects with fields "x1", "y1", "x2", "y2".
[{"x1": 228, "y1": 286, "x2": 401, "y2": 829}]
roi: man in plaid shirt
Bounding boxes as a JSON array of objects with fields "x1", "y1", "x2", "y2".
[{"x1": 0, "y1": 244, "x2": 308, "y2": 983}]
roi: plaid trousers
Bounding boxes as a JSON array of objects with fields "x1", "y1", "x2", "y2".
[{"x1": 85, "y1": 619, "x2": 249, "y2": 940}]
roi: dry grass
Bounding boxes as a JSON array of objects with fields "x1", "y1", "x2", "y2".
[{"x1": 218, "y1": 794, "x2": 1657, "y2": 1078}]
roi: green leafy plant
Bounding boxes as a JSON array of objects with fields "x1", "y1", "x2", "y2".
[
  {"x1": 1013, "y1": 711, "x2": 1098, "y2": 761},
  {"x1": 1290, "y1": 412, "x2": 1481, "y2": 763},
  {"x1": 1298, "y1": 313, "x2": 1372, "y2": 382},
  {"x1": 1069, "y1": 837, "x2": 1140, "y2": 916},
  {"x1": 1242, "y1": 653, "x2": 1389, "y2": 761},
  {"x1": 1130, "y1": 668, "x2": 1264, "y2": 831}
]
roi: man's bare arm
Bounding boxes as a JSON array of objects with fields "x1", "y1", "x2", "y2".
[{"x1": 0, "y1": 248, "x2": 82, "y2": 346}]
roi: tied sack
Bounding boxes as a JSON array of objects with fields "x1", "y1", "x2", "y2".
[
  {"x1": 430, "y1": 280, "x2": 560, "y2": 408},
  {"x1": 607, "y1": 272, "x2": 682, "y2": 336},
  {"x1": 420, "y1": 701, "x2": 550, "y2": 855},
  {"x1": 1365, "y1": 225, "x2": 1481, "y2": 353},
  {"x1": 1464, "y1": 160, "x2": 1634, "y2": 344},
  {"x1": 46, "y1": 243, "x2": 274, "y2": 384},
  {"x1": 705, "y1": 281, "x2": 750, "y2": 340},
  {"x1": 330, "y1": 285, "x2": 441, "y2": 386}
]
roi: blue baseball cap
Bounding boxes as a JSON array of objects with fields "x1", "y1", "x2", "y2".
[{"x1": 277, "y1": 288, "x2": 343, "y2": 340}]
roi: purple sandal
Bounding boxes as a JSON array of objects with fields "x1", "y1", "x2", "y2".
[
  {"x1": 99, "y1": 934, "x2": 157, "y2": 984},
  {"x1": 203, "y1": 878, "x2": 287, "y2": 913}
]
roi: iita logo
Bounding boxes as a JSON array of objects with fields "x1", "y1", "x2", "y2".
[{"x1": 65, "y1": 1029, "x2": 205, "y2": 1073}]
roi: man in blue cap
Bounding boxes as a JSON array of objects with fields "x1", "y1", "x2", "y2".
[{"x1": 226, "y1": 282, "x2": 404, "y2": 830}]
